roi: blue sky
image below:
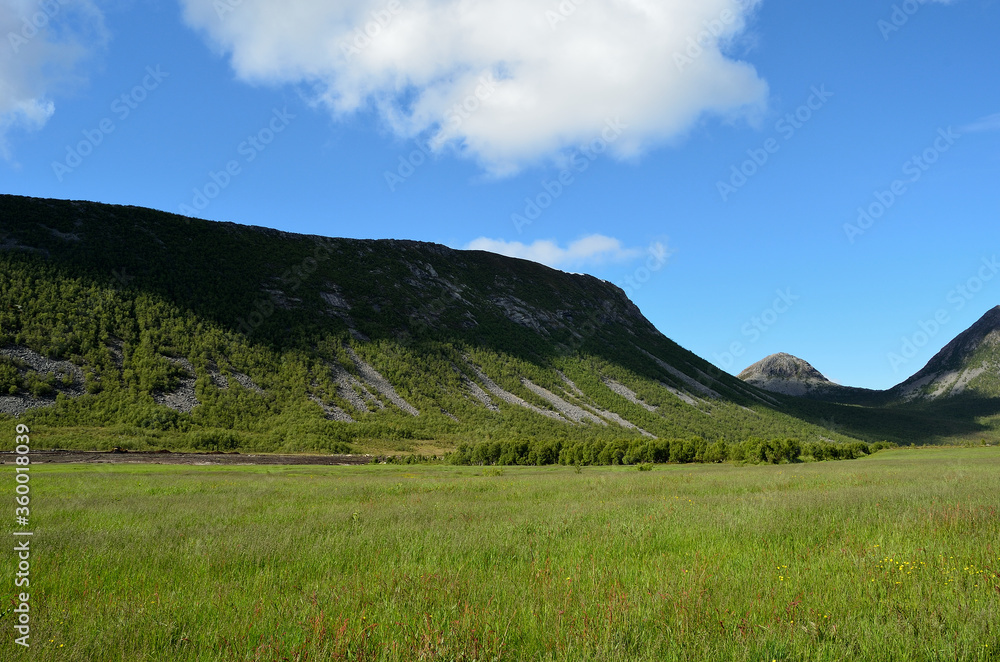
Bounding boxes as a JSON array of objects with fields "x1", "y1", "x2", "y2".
[{"x1": 2, "y1": 0, "x2": 999, "y2": 390}]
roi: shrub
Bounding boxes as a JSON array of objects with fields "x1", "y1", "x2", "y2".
[{"x1": 189, "y1": 429, "x2": 243, "y2": 451}]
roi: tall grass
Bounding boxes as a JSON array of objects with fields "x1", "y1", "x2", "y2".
[{"x1": 2, "y1": 448, "x2": 998, "y2": 660}]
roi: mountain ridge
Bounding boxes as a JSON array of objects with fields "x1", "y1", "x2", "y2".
[
  {"x1": 1, "y1": 194, "x2": 860, "y2": 454},
  {"x1": 4, "y1": 194, "x2": 1000, "y2": 450},
  {"x1": 889, "y1": 305, "x2": 1000, "y2": 401}
]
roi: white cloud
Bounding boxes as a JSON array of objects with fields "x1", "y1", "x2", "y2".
[
  {"x1": 961, "y1": 112, "x2": 1000, "y2": 133},
  {"x1": 464, "y1": 234, "x2": 641, "y2": 268},
  {"x1": 0, "y1": 0, "x2": 108, "y2": 158},
  {"x1": 180, "y1": 0, "x2": 768, "y2": 174}
]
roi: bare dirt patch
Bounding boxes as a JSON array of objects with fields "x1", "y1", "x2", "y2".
[{"x1": 3, "y1": 450, "x2": 374, "y2": 466}]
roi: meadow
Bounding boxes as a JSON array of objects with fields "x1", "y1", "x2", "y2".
[{"x1": 2, "y1": 448, "x2": 998, "y2": 661}]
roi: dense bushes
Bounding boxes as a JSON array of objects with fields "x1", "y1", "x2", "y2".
[
  {"x1": 802, "y1": 440, "x2": 895, "y2": 460},
  {"x1": 448, "y1": 436, "x2": 892, "y2": 467}
]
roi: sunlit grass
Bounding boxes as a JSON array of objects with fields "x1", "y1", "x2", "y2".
[{"x1": 2, "y1": 448, "x2": 998, "y2": 660}]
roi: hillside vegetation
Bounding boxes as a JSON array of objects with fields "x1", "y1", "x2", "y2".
[{"x1": 0, "y1": 195, "x2": 869, "y2": 458}]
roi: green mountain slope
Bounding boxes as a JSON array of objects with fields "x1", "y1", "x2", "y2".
[{"x1": 0, "y1": 194, "x2": 868, "y2": 454}]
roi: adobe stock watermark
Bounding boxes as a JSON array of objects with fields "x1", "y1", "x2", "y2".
[
  {"x1": 213, "y1": 0, "x2": 248, "y2": 20},
  {"x1": 511, "y1": 117, "x2": 628, "y2": 234},
  {"x1": 714, "y1": 288, "x2": 801, "y2": 371},
  {"x1": 12, "y1": 423, "x2": 33, "y2": 648},
  {"x1": 878, "y1": 0, "x2": 939, "y2": 41},
  {"x1": 843, "y1": 127, "x2": 959, "y2": 244},
  {"x1": 556, "y1": 240, "x2": 673, "y2": 356},
  {"x1": 236, "y1": 239, "x2": 336, "y2": 336},
  {"x1": 179, "y1": 107, "x2": 295, "y2": 217},
  {"x1": 51, "y1": 66, "x2": 169, "y2": 182},
  {"x1": 384, "y1": 73, "x2": 497, "y2": 192},
  {"x1": 545, "y1": 0, "x2": 586, "y2": 31},
  {"x1": 7, "y1": 0, "x2": 68, "y2": 54},
  {"x1": 887, "y1": 256, "x2": 999, "y2": 372},
  {"x1": 673, "y1": 2, "x2": 750, "y2": 71},
  {"x1": 716, "y1": 85, "x2": 833, "y2": 202},
  {"x1": 340, "y1": 0, "x2": 403, "y2": 59},
  {"x1": 617, "y1": 240, "x2": 675, "y2": 298}
]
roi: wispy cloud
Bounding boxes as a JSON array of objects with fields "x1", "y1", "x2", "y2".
[
  {"x1": 960, "y1": 113, "x2": 1000, "y2": 134},
  {"x1": 179, "y1": 0, "x2": 768, "y2": 175},
  {"x1": 0, "y1": 0, "x2": 108, "y2": 159},
  {"x1": 463, "y1": 234, "x2": 642, "y2": 269}
]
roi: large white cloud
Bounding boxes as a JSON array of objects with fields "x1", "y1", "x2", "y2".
[
  {"x1": 181, "y1": 0, "x2": 768, "y2": 174},
  {"x1": 464, "y1": 234, "x2": 640, "y2": 268},
  {"x1": 0, "y1": 0, "x2": 107, "y2": 159}
]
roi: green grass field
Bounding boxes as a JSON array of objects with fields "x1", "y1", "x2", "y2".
[{"x1": 3, "y1": 448, "x2": 999, "y2": 661}]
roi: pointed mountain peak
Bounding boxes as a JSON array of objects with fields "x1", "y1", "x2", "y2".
[{"x1": 737, "y1": 353, "x2": 836, "y2": 396}]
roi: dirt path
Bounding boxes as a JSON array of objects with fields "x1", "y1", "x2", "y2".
[{"x1": 1, "y1": 450, "x2": 374, "y2": 466}]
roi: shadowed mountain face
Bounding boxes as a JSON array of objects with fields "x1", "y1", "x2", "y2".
[{"x1": 0, "y1": 194, "x2": 856, "y2": 449}]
